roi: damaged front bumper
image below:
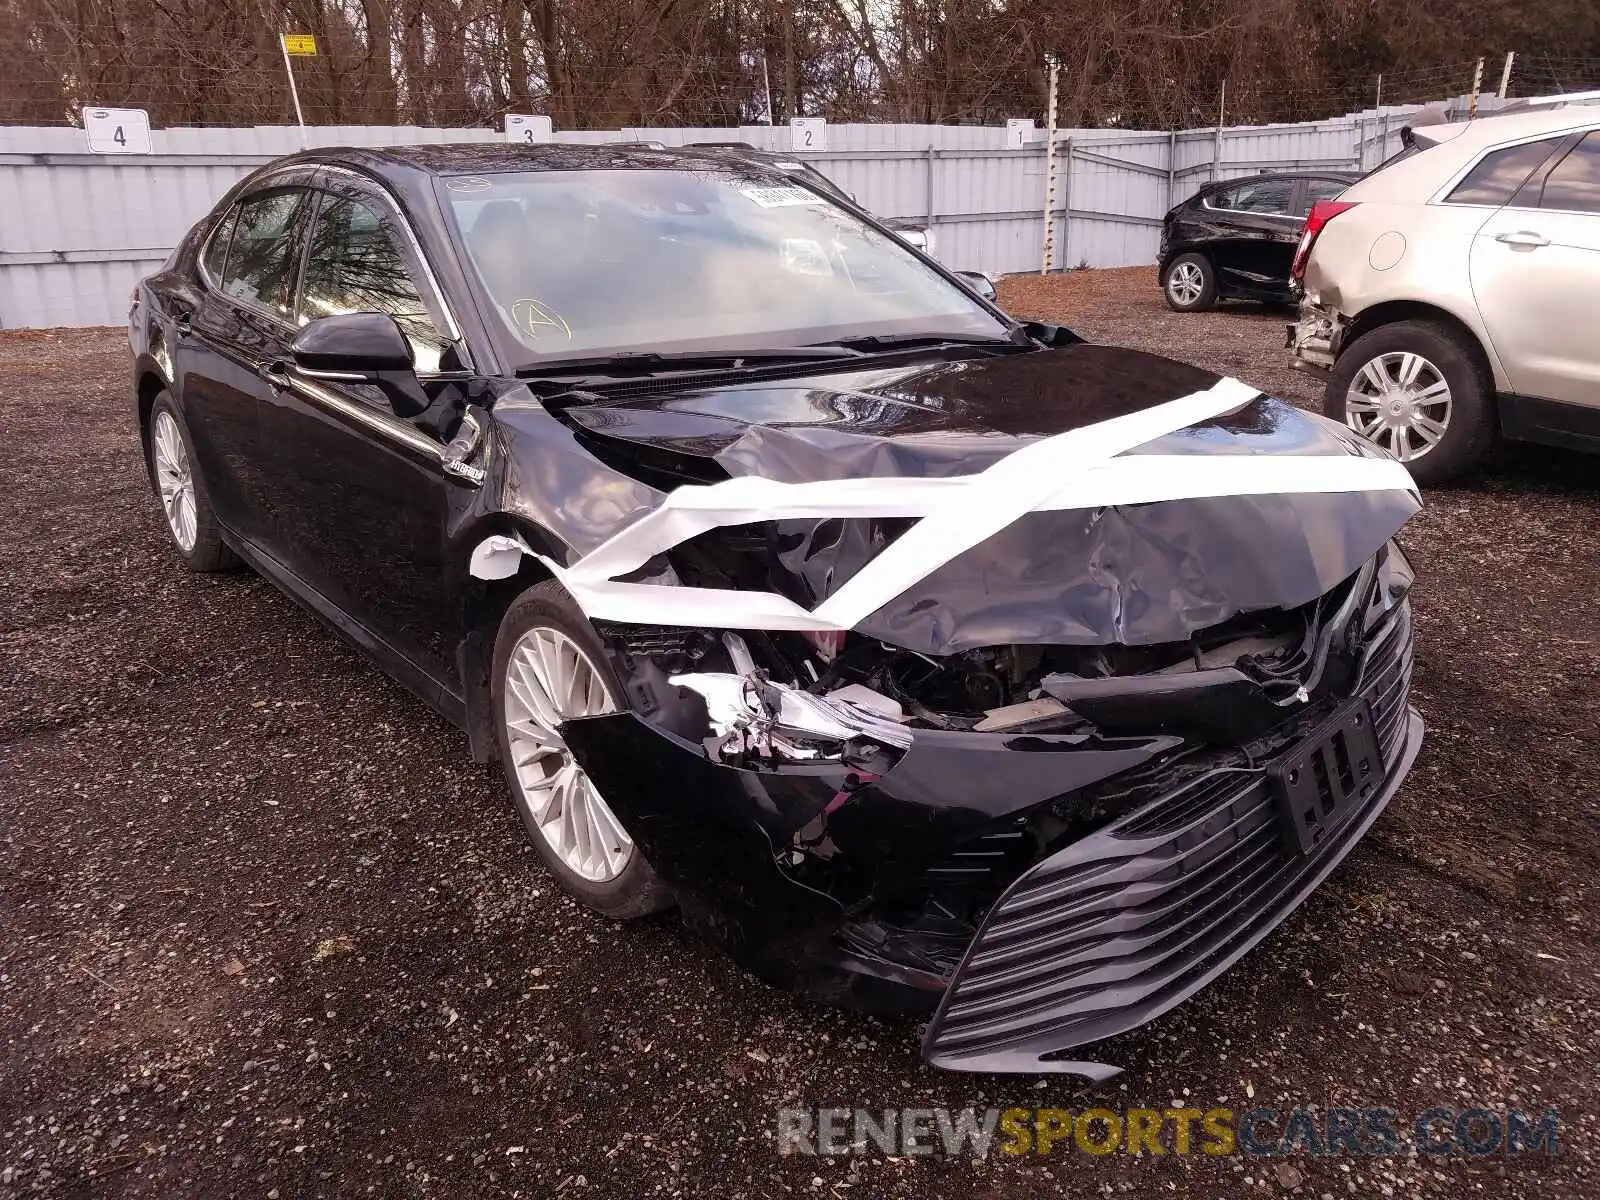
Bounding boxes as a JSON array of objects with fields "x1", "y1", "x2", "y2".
[
  {"x1": 925, "y1": 701, "x2": 1420, "y2": 1075},
  {"x1": 561, "y1": 554, "x2": 1420, "y2": 1078}
]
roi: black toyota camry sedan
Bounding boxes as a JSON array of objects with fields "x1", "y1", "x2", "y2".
[
  {"x1": 130, "y1": 143, "x2": 1421, "y2": 1077},
  {"x1": 1158, "y1": 171, "x2": 1357, "y2": 311}
]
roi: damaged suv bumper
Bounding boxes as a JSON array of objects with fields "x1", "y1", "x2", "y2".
[
  {"x1": 1287, "y1": 295, "x2": 1345, "y2": 374},
  {"x1": 562, "y1": 574, "x2": 1419, "y2": 1077}
]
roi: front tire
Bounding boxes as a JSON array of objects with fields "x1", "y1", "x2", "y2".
[
  {"x1": 1161, "y1": 253, "x2": 1217, "y2": 312},
  {"x1": 1324, "y1": 320, "x2": 1494, "y2": 485},
  {"x1": 490, "y1": 580, "x2": 671, "y2": 918},
  {"x1": 146, "y1": 393, "x2": 238, "y2": 572}
]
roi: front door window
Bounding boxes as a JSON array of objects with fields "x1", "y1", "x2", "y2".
[{"x1": 298, "y1": 194, "x2": 448, "y2": 373}]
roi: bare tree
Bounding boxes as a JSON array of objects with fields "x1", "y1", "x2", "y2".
[{"x1": 1, "y1": 0, "x2": 1597, "y2": 127}]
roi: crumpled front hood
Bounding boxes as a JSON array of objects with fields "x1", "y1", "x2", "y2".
[
  {"x1": 550, "y1": 344, "x2": 1419, "y2": 653},
  {"x1": 561, "y1": 343, "x2": 1320, "y2": 480}
]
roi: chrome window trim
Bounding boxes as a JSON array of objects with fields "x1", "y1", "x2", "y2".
[
  {"x1": 1201, "y1": 204, "x2": 1302, "y2": 220},
  {"x1": 1431, "y1": 126, "x2": 1597, "y2": 207},
  {"x1": 1199, "y1": 187, "x2": 1301, "y2": 220},
  {"x1": 286, "y1": 373, "x2": 447, "y2": 466},
  {"x1": 1494, "y1": 201, "x2": 1600, "y2": 220}
]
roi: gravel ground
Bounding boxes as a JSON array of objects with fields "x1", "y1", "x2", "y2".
[{"x1": 2, "y1": 270, "x2": 1597, "y2": 1198}]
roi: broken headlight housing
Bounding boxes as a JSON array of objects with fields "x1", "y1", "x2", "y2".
[{"x1": 671, "y1": 634, "x2": 912, "y2": 765}]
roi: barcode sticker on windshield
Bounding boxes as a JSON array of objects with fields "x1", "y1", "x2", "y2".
[{"x1": 740, "y1": 185, "x2": 825, "y2": 208}]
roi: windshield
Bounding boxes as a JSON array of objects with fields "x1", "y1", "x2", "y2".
[{"x1": 438, "y1": 167, "x2": 1004, "y2": 366}]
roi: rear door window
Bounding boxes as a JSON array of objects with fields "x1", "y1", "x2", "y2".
[
  {"x1": 200, "y1": 206, "x2": 238, "y2": 283},
  {"x1": 1445, "y1": 138, "x2": 1565, "y2": 206},
  {"x1": 1534, "y1": 130, "x2": 1600, "y2": 213},
  {"x1": 1207, "y1": 179, "x2": 1296, "y2": 215},
  {"x1": 222, "y1": 190, "x2": 312, "y2": 316},
  {"x1": 1297, "y1": 178, "x2": 1349, "y2": 215}
]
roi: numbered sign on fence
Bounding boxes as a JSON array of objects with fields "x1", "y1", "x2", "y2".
[
  {"x1": 790, "y1": 118, "x2": 826, "y2": 152},
  {"x1": 504, "y1": 115, "x2": 554, "y2": 144},
  {"x1": 82, "y1": 107, "x2": 152, "y2": 154}
]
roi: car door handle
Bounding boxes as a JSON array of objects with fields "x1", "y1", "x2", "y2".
[
  {"x1": 1495, "y1": 230, "x2": 1550, "y2": 250},
  {"x1": 257, "y1": 359, "x2": 292, "y2": 390}
]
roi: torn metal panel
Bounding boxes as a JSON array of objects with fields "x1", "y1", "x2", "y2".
[{"x1": 669, "y1": 668, "x2": 914, "y2": 762}]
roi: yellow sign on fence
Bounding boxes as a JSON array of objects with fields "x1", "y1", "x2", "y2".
[{"x1": 282, "y1": 33, "x2": 317, "y2": 56}]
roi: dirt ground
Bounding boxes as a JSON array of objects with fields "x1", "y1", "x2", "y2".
[{"x1": 1, "y1": 267, "x2": 1596, "y2": 1198}]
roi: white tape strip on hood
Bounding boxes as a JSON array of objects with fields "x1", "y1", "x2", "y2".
[{"x1": 474, "y1": 377, "x2": 1418, "y2": 632}]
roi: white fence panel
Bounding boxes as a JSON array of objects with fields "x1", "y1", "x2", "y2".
[{"x1": 0, "y1": 99, "x2": 1464, "y2": 328}]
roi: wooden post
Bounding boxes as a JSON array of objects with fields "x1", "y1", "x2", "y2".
[
  {"x1": 278, "y1": 33, "x2": 309, "y2": 149},
  {"x1": 1469, "y1": 57, "x2": 1485, "y2": 118},
  {"x1": 1498, "y1": 52, "x2": 1516, "y2": 100}
]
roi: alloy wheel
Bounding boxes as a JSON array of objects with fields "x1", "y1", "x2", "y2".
[
  {"x1": 1166, "y1": 261, "x2": 1205, "y2": 306},
  {"x1": 1343, "y1": 351, "x2": 1453, "y2": 463},
  {"x1": 152, "y1": 410, "x2": 198, "y2": 552},
  {"x1": 502, "y1": 626, "x2": 633, "y2": 882}
]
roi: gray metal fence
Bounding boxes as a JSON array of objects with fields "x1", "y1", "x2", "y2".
[{"x1": 0, "y1": 105, "x2": 1434, "y2": 329}]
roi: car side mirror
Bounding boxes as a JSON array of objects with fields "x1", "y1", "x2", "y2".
[
  {"x1": 290, "y1": 313, "x2": 430, "y2": 418},
  {"x1": 954, "y1": 270, "x2": 997, "y2": 303}
]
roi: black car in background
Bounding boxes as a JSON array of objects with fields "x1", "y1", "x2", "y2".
[
  {"x1": 1158, "y1": 171, "x2": 1357, "y2": 311},
  {"x1": 128, "y1": 143, "x2": 1421, "y2": 1078}
]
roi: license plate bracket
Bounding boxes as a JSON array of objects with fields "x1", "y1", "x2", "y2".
[{"x1": 1270, "y1": 700, "x2": 1383, "y2": 857}]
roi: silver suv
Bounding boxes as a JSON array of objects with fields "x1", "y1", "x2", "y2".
[{"x1": 1289, "y1": 106, "x2": 1600, "y2": 483}]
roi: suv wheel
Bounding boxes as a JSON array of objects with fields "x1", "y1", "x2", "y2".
[
  {"x1": 1162, "y1": 253, "x2": 1216, "y2": 312},
  {"x1": 490, "y1": 580, "x2": 672, "y2": 919},
  {"x1": 1324, "y1": 320, "x2": 1494, "y2": 485}
]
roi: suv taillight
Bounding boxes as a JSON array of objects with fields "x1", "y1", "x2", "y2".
[{"x1": 1290, "y1": 200, "x2": 1356, "y2": 281}]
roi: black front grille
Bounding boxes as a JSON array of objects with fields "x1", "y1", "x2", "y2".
[
  {"x1": 923, "y1": 603, "x2": 1417, "y2": 1069},
  {"x1": 1364, "y1": 603, "x2": 1413, "y2": 768}
]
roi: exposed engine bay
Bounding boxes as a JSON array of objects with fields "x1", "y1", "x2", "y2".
[{"x1": 600, "y1": 553, "x2": 1383, "y2": 769}]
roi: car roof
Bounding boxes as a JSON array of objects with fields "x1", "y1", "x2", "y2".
[
  {"x1": 1409, "y1": 105, "x2": 1600, "y2": 152},
  {"x1": 1346, "y1": 105, "x2": 1600, "y2": 203},
  {"x1": 279, "y1": 142, "x2": 763, "y2": 178},
  {"x1": 1199, "y1": 170, "x2": 1359, "y2": 192}
]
